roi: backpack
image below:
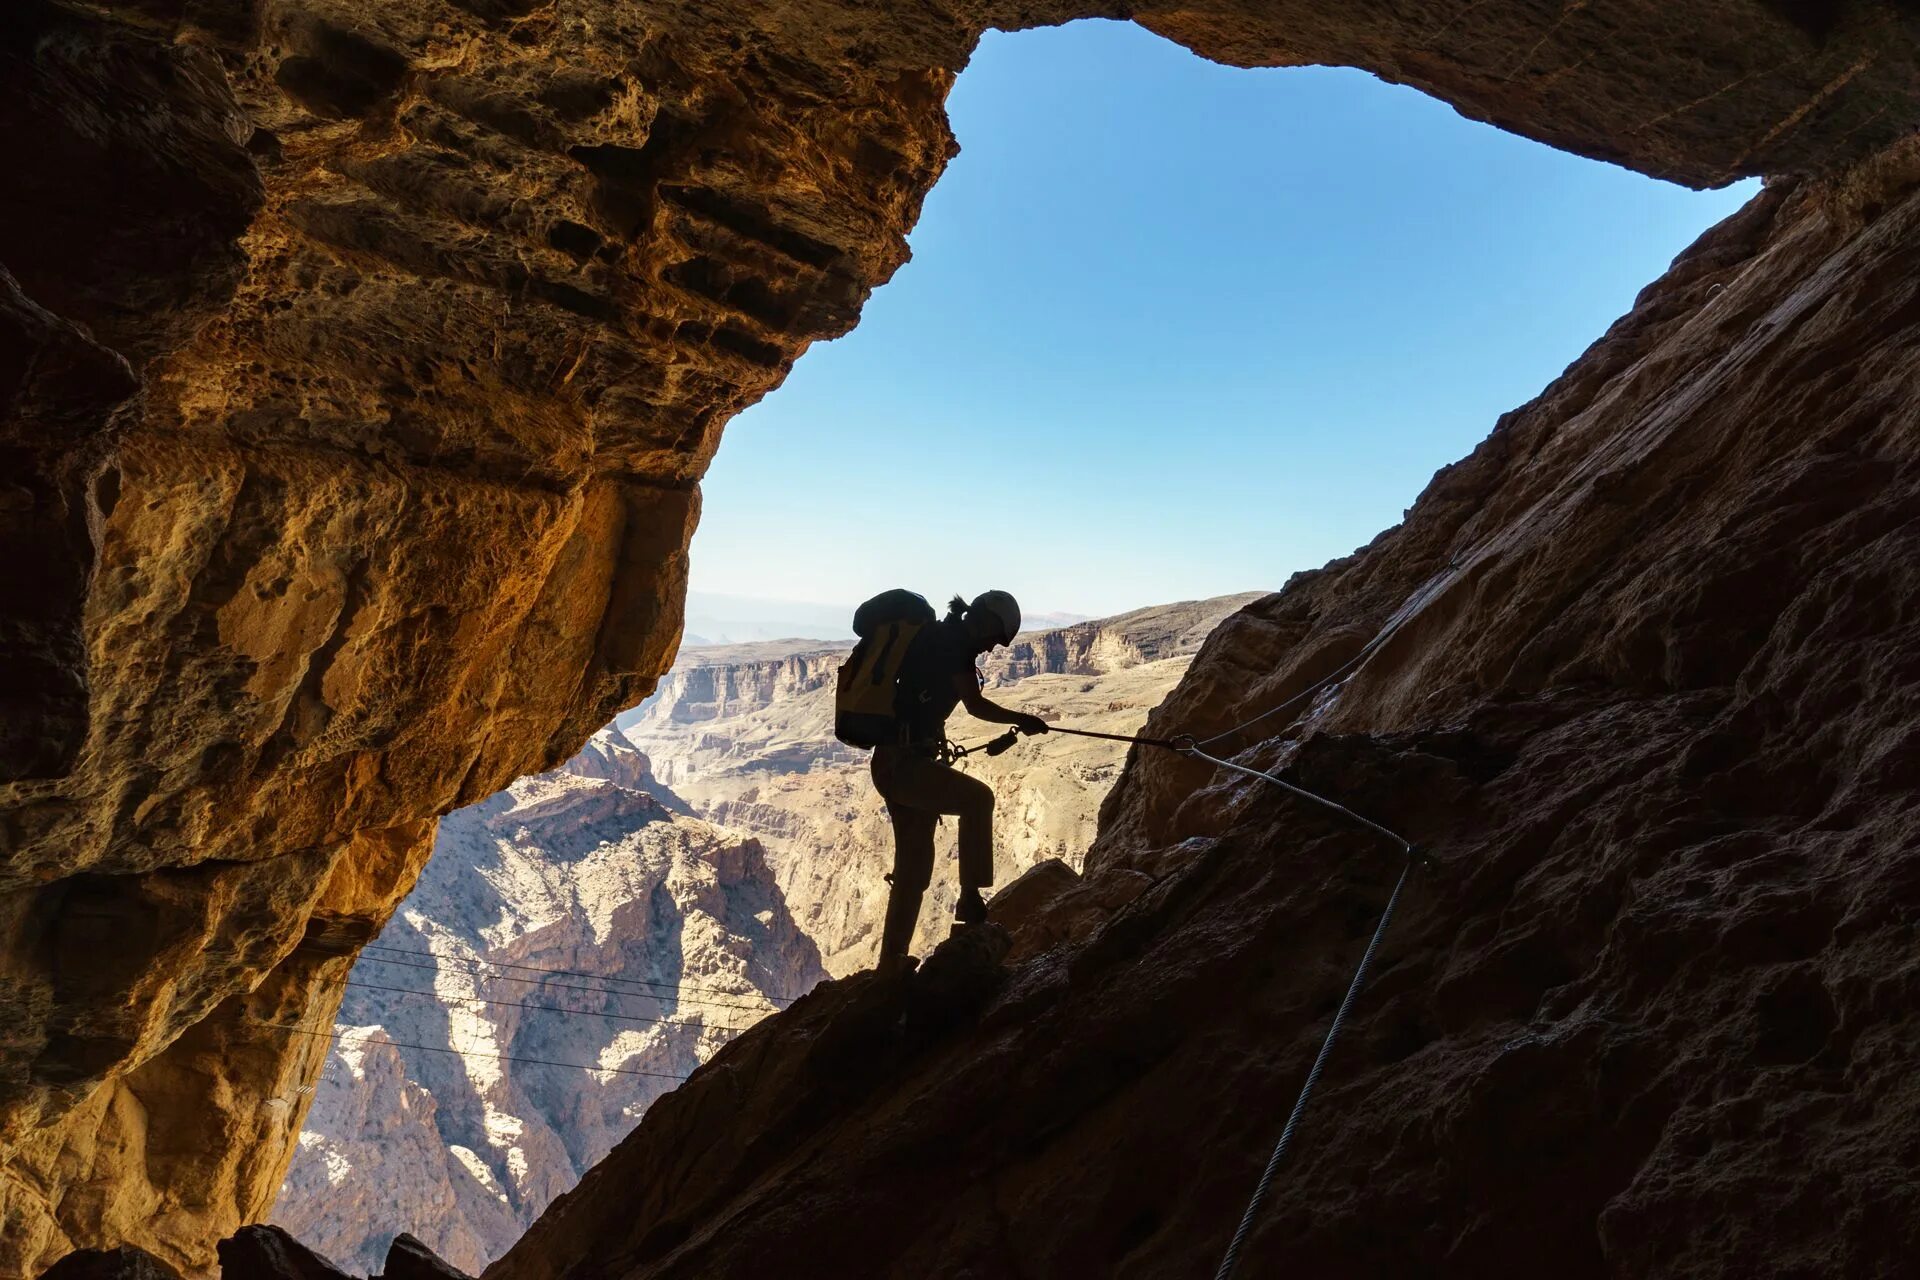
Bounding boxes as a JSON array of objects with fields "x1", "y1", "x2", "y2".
[{"x1": 834, "y1": 589, "x2": 936, "y2": 748}]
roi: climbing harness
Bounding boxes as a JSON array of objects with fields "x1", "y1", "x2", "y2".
[{"x1": 941, "y1": 728, "x2": 1019, "y2": 761}]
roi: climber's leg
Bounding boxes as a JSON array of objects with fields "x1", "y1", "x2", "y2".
[{"x1": 878, "y1": 803, "x2": 935, "y2": 973}]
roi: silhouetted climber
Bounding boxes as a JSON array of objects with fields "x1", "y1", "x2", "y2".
[{"x1": 834, "y1": 589, "x2": 1048, "y2": 975}]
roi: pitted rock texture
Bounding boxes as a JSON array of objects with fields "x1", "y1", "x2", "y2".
[
  {"x1": 272, "y1": 731, "x2": 824, "y2": 1275},
  {"x1": 622, "y1": 597, "x2": 1258, "y2": 973},
  {"x1": 484, "y1": 164, "x2": 1920, "y2": 1278},
  {"x1": 2, "y1": 820, "x2": 433, "y2": 1277},
  {"x1": 7, "y1": 0, "x2": 1920, "y2": 1270}
]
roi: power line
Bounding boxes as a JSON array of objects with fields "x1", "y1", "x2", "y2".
[
  {"x1": 260, "y1": 1021, "x2": 691, "y2": 1082},
  {"x1": 339, "y1": 977, "x2": 756, "y2": 1033},
  {"x1": 334, "y1": 951, "x2": 781, "y2": 1016},
  {"x1": 353, "y1": 941, "x2": 794, "y2": 1008}
]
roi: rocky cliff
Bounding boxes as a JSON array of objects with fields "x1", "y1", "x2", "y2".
[
  {"x1": 270, "y1": 729, "x2": 824, "y2": 1275},
  {"x1": 7, "y1": 0, "x2": 1920, "y2": 1272},
  {"x1": 485, "y1": 159, "x2": 1920, "y2": 1278},
  {"x1": 621, "y1": 596, "x2": 1258, "y2": 973},
  {"x1": 624, "y1": 644, "x2": 845, "y2": 730}
]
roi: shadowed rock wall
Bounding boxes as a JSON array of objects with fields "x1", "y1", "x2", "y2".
[{"x1": 5, "y1": 0, "x2": 1920, "y2": 1271}]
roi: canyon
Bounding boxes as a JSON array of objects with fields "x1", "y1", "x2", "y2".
[
  {"x1": 271, "y1": 597, "x2": 1244, "y2": 1273},
  {"x1": 269, "y1": 728, "x2": 823, "y2": 1275},
  {"x1": 5, "y1": 0, "x2": 1920, "y2": 1276}
]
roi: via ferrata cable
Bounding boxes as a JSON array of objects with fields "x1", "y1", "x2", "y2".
[{"x1": 980, "y1": 710, "x2": 1424, "y2": 1275}]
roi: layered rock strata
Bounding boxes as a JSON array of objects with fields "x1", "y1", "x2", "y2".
[
  {"x1": 273, "y1": 730, "x2": 824, "y2": 1274},
  {"x1": 484, "y1": 156, "x2": 1920, "y2": 1278},
  {"x1": 6, "y1": 0, "x2": 1920, "y2": 1270},
  {"x1": 622, "y1": 597, "x2": 1258, "y2": 972}
]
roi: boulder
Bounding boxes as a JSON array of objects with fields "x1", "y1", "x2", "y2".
[{"x1": 216, "y1": 1226, "x2": 354, "y2": 1280}]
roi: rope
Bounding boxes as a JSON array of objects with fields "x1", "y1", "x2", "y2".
[
  {"x1": 1212, "y1": 854, "x2": 1412, "y2": 1280},
  {"x1": 258, "y1": 1021, "x2": 691, "y2": 1082}
]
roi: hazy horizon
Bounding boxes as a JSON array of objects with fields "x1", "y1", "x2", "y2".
[{"x1": 686, "y1": 19, "x2": 1759, "y2": 617}]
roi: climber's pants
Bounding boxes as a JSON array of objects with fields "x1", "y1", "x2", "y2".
[{"x1": 871, "y1": 745, "x2": 995, "y2": 893}]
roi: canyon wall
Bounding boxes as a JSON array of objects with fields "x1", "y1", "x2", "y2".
[
  {"x1": 487, "y1": 157, "x2": 1920, "y2": 1279},
  {"x1": 6, "y1": 0, "x2": 1920, "y2": 1271},
  {"x1": 272, "y1": 727, "x2": 824, "y2": 1275},
  {"x1": 621, "y1": 596, "x2": 1257, "y2": 973}
]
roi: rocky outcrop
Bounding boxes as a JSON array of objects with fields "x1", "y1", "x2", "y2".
[
  {"x1": 622, "y1": 597, "x2": 1255, "y2": 973},
  {"x1": 272, "y1": 731, "x2": 825, "y2": 1275},
  {"x1": 1, "y1": 820, "x2": 433, "y2": 1276},
  {"x1": 483, "y1": 157, "x2": 1920, "y2": 1278},
  {"x1": 556, "y1": 725, "x2": 677, "y2": 806},
  {"x1": 7, "y1": 0, "x2": 1920, "y2": 1270}
]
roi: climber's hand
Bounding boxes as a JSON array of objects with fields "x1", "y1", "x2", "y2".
[{"x1": 1014, "y1": 713, "x2": 1049, "y2": 736}]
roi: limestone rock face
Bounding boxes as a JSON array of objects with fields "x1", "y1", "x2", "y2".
[
  {"x1": 556, "y1": 725, "x2": 673, "y2": 802},
  {"x1": 7, "y1": 0, "x2": 1920, "y2": 1270},
  {"x1": 272, "y1": 731, "x2": 825, "y2": 1275},
  {"x1": 621, "y1": 597, "x2": 1256, "y2": 973},
  {"x1": 486, "y1": 162, "x2": 1920, "y2": 1278}
]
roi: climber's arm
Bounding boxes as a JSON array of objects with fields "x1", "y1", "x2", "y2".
[{"x1": 953, "y1": 672, "x2": 1048, "y2": 734}]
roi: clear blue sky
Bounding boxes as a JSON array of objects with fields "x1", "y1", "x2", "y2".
[{"x1": 690, "y1": 19, "x2": 1757, "y2": 620}]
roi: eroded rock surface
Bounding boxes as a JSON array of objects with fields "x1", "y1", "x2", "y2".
[
  {"x1": 6, "y1": 0, "x2": 1920, "y2": 1270},
  {"x1": 485, "y1": 160, "x2": 1920, "y2": 1278}
]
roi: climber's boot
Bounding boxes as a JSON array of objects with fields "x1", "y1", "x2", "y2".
[{"x1": 955, "y1": 885, "x2": 989, "y2": 926}]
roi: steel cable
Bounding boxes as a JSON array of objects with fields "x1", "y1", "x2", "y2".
[
  {"x1": 340, "y1": 977, "x2": 756, "y2": 1032},
  {"x1": 331, "y1": 951, "x2": 781, "y2": 1016},
  {"x1": 1211, "y1": 855, "x2": 1412, "y2": 1280},
  {"x1": 353, "y1": 941, "x2": 794, "y2": 1005},
  {"x1": 257, "y1": 1021, "x2": 691, "y2": 1082}
]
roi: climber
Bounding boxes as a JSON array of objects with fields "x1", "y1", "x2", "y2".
[{"x1": 866, "y1": 590, "x2": 1048, "y2": 976}]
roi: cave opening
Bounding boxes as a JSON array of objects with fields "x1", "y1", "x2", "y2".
[
  {"x1": 16, "y1": 0, "x2": 1919, "y2": 1273},
  {"x1": 268, "y1": 20, "x2": 1761, "y2": 1274}
]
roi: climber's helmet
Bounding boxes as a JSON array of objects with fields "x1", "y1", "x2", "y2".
[{"x1": 966, "y1": 590, "x2": 1022, "y2": 648}]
